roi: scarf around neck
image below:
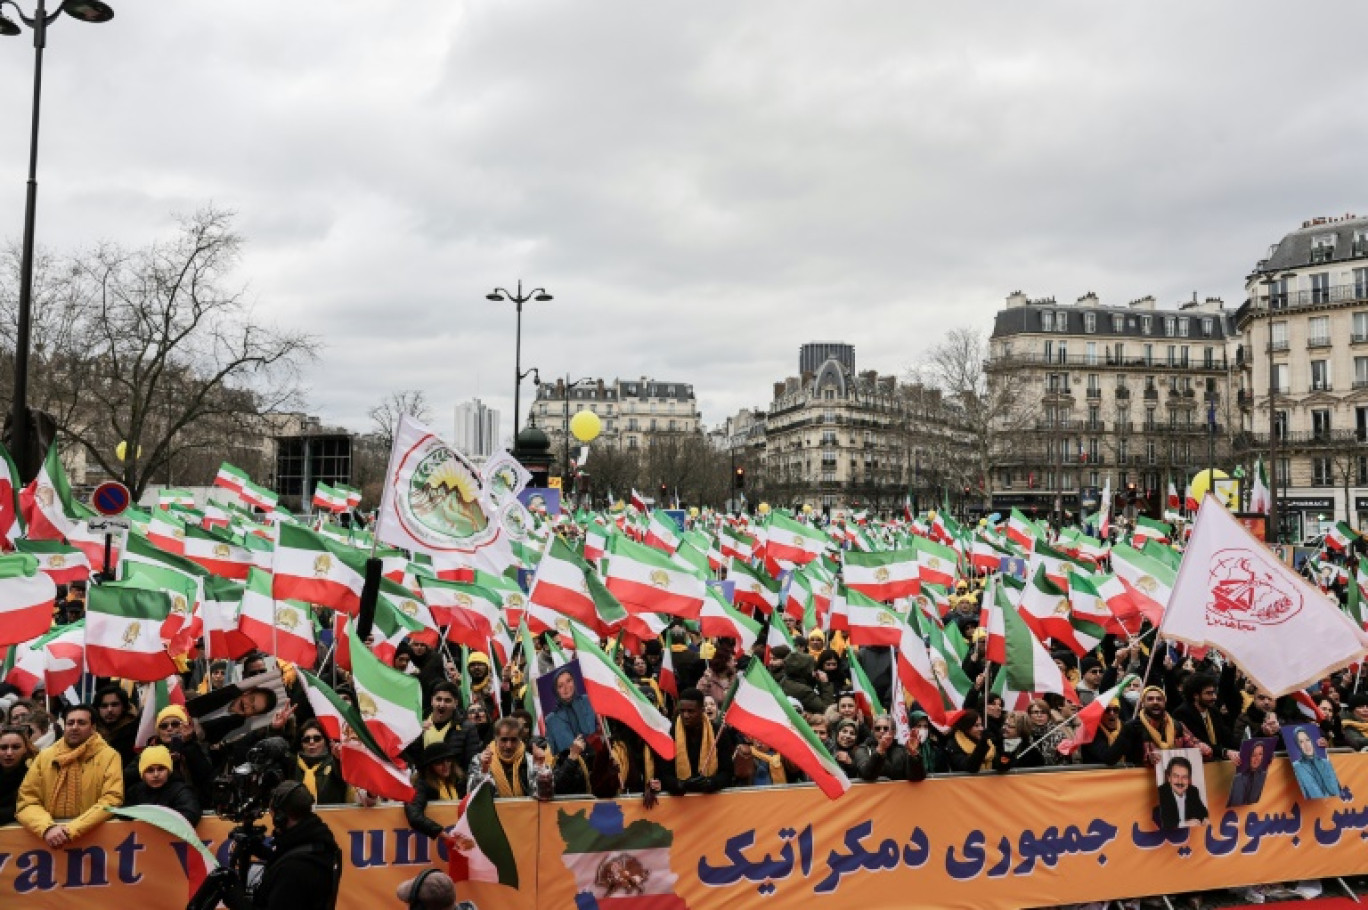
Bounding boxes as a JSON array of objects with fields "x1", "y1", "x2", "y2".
[
  {"x1": 51, "y1": 733, "x2": 106, "y2": 819},
  {"x1": 490, "y1": 743, "x2": 527, "y2": 798},
  {"x1": 675, "y1": 717, "x2": 716, "y2": 780}
]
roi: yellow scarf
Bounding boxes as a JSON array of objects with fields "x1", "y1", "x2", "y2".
[
  {"x1": 427, "y1": 776, "x2": 459, "y2": 802},
  {"x1": 953, "y1": 731, "x2": 996, "y2": 770},
  {"x1": 750, "y1": 746, "x2": 787, "y2": 785},
  {"x1": 423, "y1": 720, "x2": 451, "y2": 748},
  {"x1": 1198, "y1": 710, "x2": 1216, "y2": 745},
  {"x1": 1139, "y1": 712, "x2": 1176, "y2": 749},
  {"x1": 490, "y1": 743, "x2": 528, "y2": 798},
  {"x1": 674, "y1": 717, "x2": 717, "y2": 780},
  {"x1": 51, "y1": 733, "x2": 105, "y2": 819},
  {"x1": 611, "y1": 740, "x2": 632, "y2": 789},
  {"x1": 1098, "y1": 723, "x2": 1121, "y2": 746},
  {"x1": 1343, "y1": 719, "x2": 1368, "y2": 737},
  {"x1": 546, "y1": 752, "x2": 590, "y2": 790},
  {"x1": 297, "y1": 755, "x2": 322, "y2": 799}
]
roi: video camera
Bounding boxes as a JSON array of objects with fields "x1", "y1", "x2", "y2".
[{"x1": 211, "y1": 736, "x2": 293, "y2": 823}]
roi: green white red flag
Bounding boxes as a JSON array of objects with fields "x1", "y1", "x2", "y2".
[
  {"x1": 1109, "y1": 542, "x2": 1174, "y2": 626},
  {"x1": 0, "y1": 441, "x2": 23, "y2": 547},
  {"x1": 1055, "y1": 674, "x2": 1138, "y2": 758},
  {"x1": 21, "y1": 443, "x2": 82, "y2": 541},
  {"x1": 86, "y1": 580, "x2": 178, "y2": 681},
  {"x1": 842, "y1": 588, "x2": 904, "y2": 647},
  {"x1": 447, "y1": 779, "x2": 519, "y2": 888},
  {"x1": 200, "y1": 575, "x2": 256, "y2": 660},
  {"x1": 108, "y1": 804, "x2": 219, "y2": 901},
  {"x1": 916, "y1": 536, "x2": 958, "y2": 590},
  {"x1": 299, "y1": 669, "x2": 416, "y2": 801},
  {"x1": 16, "y1": 539, "x2": 91, "y2": 587},
  {"x1": 728, "y1": 557, "x2": 780, "y2": 615},
  {"x1": 763, "y1": 511, "x2": 827, "y2": 565},
  {"x1": 348, "y1": 619, "x2": 423, "y2": 759},
  {"x1": 723, "y1": 660, "x2": 851, "y2": 799},
  {"x1": 312, "y1": 482, "x2": 349, "y2": 513},
  {"x1": 0, "y1": 553, "x2": 57, "y2": 645},
  {"x1": 272, "y1": 524, "x2": 367, "y2": 614},
  {"x1": 604, "y1": 533, "x2": 706, "y2": 619},
  {"x1": 844, "y1": 547, "x2": 920, "y2": 600},
  {"x1": 238, "y1": 568, "x2": 318, "y2": 666},
  {"x1": 1003, "y1": 594, "x2": 1078, "y2": 704},
  {"x1": 570, "y1": 624, "x2": 675, "y2": 758}
]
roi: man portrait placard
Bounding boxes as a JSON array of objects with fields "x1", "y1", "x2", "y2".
[
  {"x1": 186, "y1": 664, "x2": 288, "y2": 746},
  {"x1": 1283, "y1": 722, "x2": 1341, "y2": 800},
  {"x1": 538, "y1": 659, "x2": 598, "y2": 756},
  {"x1": 1228, "y1": 737, "x2": 1276, "y2": 808},
  {"x1": 1154, "y1": 747, "x2": 1209, "y2": 830}
]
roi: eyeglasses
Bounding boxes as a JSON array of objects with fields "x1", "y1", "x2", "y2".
[
  {"x1": 873, "y1": 726, "x2": 892, "y2": 732},
  {"x1": 496, "y1": 736, "x2": 520, "y2": 744},
  {"x1": 301, "y1": 735, "x2": 325, "y2": 744},
  {"x1": 158, "y1": 721, "x2": 184, "y2": 730}
]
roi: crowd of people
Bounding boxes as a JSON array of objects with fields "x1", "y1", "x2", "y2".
[{"x1": 0, "y1": 512, "x2": 1365, "y2": 910}]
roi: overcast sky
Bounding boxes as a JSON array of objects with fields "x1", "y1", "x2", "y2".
[{"x1": 2, "y1": 1, "x2": 1365, "y2": 443}]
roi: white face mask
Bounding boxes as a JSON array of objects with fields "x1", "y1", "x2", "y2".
[
  {"x1": 916, "y1": 727, "x2": 929, "y2": 744},
  {"x1": 1123, "y1": 690, "x2": 1140, "y2": 703},
  {"x1": 1002, "y1": 737, "x2": 1022, "y2": 752}
]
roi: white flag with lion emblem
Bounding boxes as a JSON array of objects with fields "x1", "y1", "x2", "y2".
[{"x1": 1164, "y1": 495, "x2": 1368, "y2": 696}]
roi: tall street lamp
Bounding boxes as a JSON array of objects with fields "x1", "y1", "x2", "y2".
[
  {"x1": 486, "y1": 280, "x2": 552, "y2": 444},
  {"x1": 2, "y1": 0, "x2": 115, "y2": 481},
  {"x1": 1261, "y1": 271, "x2": 1295, "y2": 542}
]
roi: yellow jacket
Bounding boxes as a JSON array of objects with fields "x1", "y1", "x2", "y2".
[{"x1": 16, "y1": 733, "x2": 124, "y2": 841}]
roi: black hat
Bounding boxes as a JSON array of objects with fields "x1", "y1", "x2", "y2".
[
  {"x1": 418, "y1": 742, "x2": 458, "y2": 767},
  {"x1": 1349, "y1": 694, "x2": 1368, "y2": 711}
]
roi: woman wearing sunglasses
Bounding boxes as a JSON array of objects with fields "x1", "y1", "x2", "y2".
[
  {"x1": 290, "y1": 720, "x2": 354, "y2": 806},
  {"x1": 123, "y1": 705, "x2": 214, "y2": 803}
]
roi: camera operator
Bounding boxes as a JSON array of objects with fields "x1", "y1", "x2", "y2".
[{"x1": 249, "y1": 780, "x2": 341, "y2": 910}]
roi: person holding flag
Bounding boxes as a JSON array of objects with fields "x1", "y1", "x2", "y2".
[{"x1": 657, "y1": 688, "x2": 737, "y2": 795}]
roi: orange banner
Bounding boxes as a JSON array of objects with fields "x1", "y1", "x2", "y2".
[{"x1": 5, "y1": 754, "x2": 1368, "y2": 908}]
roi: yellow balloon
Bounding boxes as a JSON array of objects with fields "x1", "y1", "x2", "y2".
[
  {"x1": 802, "y1": 504, "x2": 812, "y2": 514},
  {"x1": 1189, "y1": 468, "x2": 1236, "y2": 507},
  {"x1": 927, "y1": 510, "x2": 937, "y2": 523},
  {"x1": 115, "y1": 441, "x2": 142, "y2": 462},
  {"x1": 758, "y1": 502, "x2": 771, "y2": 515},
  {"x1": 688, "y1": 507, "x2": 699, "y2": 518},
  {"x1": 569, "y1": 410, "x2": 602, "y2": 443}
]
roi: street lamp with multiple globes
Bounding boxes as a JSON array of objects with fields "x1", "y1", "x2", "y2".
[
  {"x1": 486, "y1": 280, "x2": 552, "y2": 445},
  {"x1": 1, "y1": 0, "x2": 116, "y2": 481}
]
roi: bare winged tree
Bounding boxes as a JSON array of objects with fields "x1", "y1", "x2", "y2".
[
  {"x1": 914, "y1": 326, "x2": 1037, "y2": 511},
  {"x1": 0, "y1": 207, "x2": 318, "y2": 498},
  {"x1": 369, "y1": 390, "x2": 433, "y2": 451}
]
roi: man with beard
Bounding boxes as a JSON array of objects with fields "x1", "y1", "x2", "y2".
[
  {"x1": 1106, "y1": 687, "x2": 1202, "y2": 768},
  {"x1": 93, "y1": 684, "x2": 140, "y2": 766},
  {"x1": 656, "y1": 689, "x2": 736, "y2": 795},
  {"x1": 16, "y1": 704, "x2": 124, "y2": 846},
  {"x1": 464, "y1": 651, "x2": 499, "y2": 717},
  {"x1": 249, "y1": 781, "x2": 342, "y2": 910},
  {"x1": 1080, "y1": 700, "x2": 1126, "y2": 766},
  {"x1": 467, "y1": 717, "x2": 585, "y2": 798},
  {"x1": 1172, "y1": 671, "x2": 1239, "y2": 761}
]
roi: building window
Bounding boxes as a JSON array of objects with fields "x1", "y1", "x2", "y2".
[
  {"x1": 1309, "y1": 316, "x2": 1331, "y2": 347},
  {"x1": 1356, "y1": 358, "x2": 1368, "y2": 389},
  {"x1": 1118, "y1": 438, "x2": 1129, "y2": 460},
  {"x1": 1180, "y1": 347, "x2": 1190, "y2": 368},
  {"x1": 1084, "y1": 312, "x2": 1096, "y2": 333},
  {"x1": 1312, "y1": 457, "x2": 1333, "y2": 487},
  {"x1": 1164, "y1": 317, "x2": 1176, "y2": 337},
  {"x1": 627, "y1": 437, "x2": 639, "y2": 450},
  {"x1": 1203, "y1": 347, "x2": 1214, "y2": 369},
  {"x1": 1041, "y1": 311, "x2": 1054, "y2": 332},
  {"x1": 1141, "y1": 316, "x2": 1152, "y2": 335},
  {"x1": 1143, "y1": 344, "x2": 1154, "y2": 366},
  {"x1": 1275, "y1": 457, "x2": 1290, "y2": 486},
  {"x1": 1356, "y1": 270, "x2": 1368, "y2": 300},
  {"x1": 1144, "y1": 408, "x2": 1156, "y2": 430},
  {"x1": 1359, "y1": 456, "x2": 1368, "y2": 487},
  {"x1": 1312, "y1": 409, "x2": 1332, "y2": 440},
  {"x1": 1272, "y1": 364, "x2": 1288, "y2": 394},
  {"x1": 1274, "y1": 410, "x2": 1288, "y2": 440},
  {"x1": 1358, "y1": 406, "x2": 1368, "y2": 441},
  {"x1": 1145, "y1": 441, "x2": 1156, "y2": 465},
  {"x1": 1167, "y1": 345, "x2": 1176, "y2": 367},
  {"x1": 1270, "y1": 321, "x2": 1288, "y2": 350},
  {"x1": 1043, "y1": 340, "x2": 1053, "y2": 361},
  {"x1": 1178, "y1": 318, "x2": 1189, "y2": 338},
  {"x1": 1112, "y1": 314, "x2": 1124, "y2": 333},
  {"x1": 1311, "y1": 360, "x2": 1330, "y2": 392},
  {"x1": 1202, "y1": 317, "x2": 1213, "y2": 336},
  {"x1": 1057, "y1": 342, "x2": 1068, "y2": 363},
  {"x1": 1057, "y1": 313, "x2": 1069, "y2": 333},
  {"x1": 1085, "y1": 341, "x2": 1097, "y2": 365},
  {"x1": 1312, "y1": 272, "x2": 1332, "y2": 303}
]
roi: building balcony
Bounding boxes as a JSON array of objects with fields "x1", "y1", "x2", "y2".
[
  {"x1": 1115, "y1": 387, "x2": 1130, "y2": 400},
  {"x1": 1143, "y1": 389, "x2": 1159, "y2": 400},
  {"x1": 1235, "y1": 429, "x2": 1364, "y2": 450},
  {"x1": 1308, "y1": 337, "x2": 1333, "y2": 349},
  {"x1": 1248, "y1": 283, "x2": 1368, "y2": 317},
  {"x1": 1268, "y1": 341, "x2": 1290, "y2": 352},
  {"x1": 986, "y1": 352, "x2": 1229, "y2": 371}
]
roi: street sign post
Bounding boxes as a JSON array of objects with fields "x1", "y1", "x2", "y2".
[{"x1": 89, "y1": 481, "x2": 131, "y2": 580}]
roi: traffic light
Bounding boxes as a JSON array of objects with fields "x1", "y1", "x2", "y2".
[
  {"x1": 734, "y1": 467, "x2": 746, "y2": 490},
  {"x1": 1126, "y1": 481, "x2": 1138, "y2": 503},
  {"x1": 659, "y1": 482, "x2": 667, "y2": 502}
]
